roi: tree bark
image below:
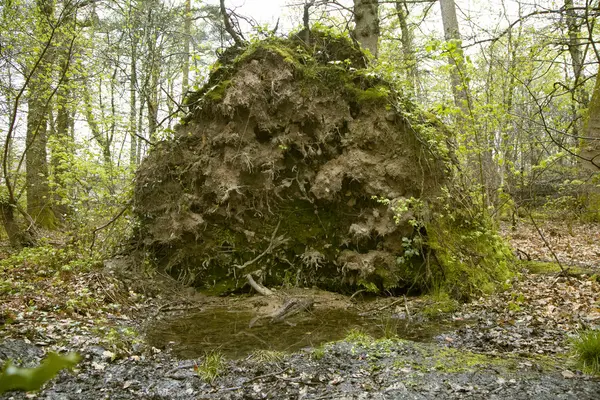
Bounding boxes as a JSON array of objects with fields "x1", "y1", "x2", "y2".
[
  {"x1": 353, "y1": 0, "x2": 379, "y2": 58},
  {"x1": 182, "y1": 0, "x2": 191, "y2": 98},
  {"x1": 439, "y1": 0, "x2": 470, "y2": 113},
  {"x1": 51, "y1": 13, "x2": 76, "y2": 222},
  {"x1": 395, "y1": 1, "x2": 417, "y2": 94},
  {"x1": 581, "y1": 73, "x2": 600, "y2": 171},
  {"x1": 26, "y1": 0, "x2": 56, "y2": 228}
]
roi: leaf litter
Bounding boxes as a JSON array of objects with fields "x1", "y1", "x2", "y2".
[{"x1": 1, "y1": 220, "x2": 600, "y2": 398}]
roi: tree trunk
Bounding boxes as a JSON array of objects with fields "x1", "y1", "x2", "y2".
[
  {"x1": 353, "y1": 0, "x2": 379, "y2": 58},
  {"x1": 27, "y1": 0, "x2": 56, "y2": 229},
  {"x1": 439, "y1": 0, "x2": 470, "y2": 113},
  {"x1": 581, "y1": 72, "x2": 600, "y2": 171},
  {"x1": 395, "y1": 1, "x2": 417, "y2": 94},
  {"x1": 51, "y1": 27, "x2": 75, "y2": 222},
  {"x1": 565, "y1": 0, "x2": 588, "y2": 146},
  {"x1": 26, "y1": 85, "x2": 55, "y2": 228},
  {"x1": 182, "y1": 0, "x2": 191, "y2": 98},
  {"x1": 130, "y1": 41, "x2": 138, "y2": 167}
]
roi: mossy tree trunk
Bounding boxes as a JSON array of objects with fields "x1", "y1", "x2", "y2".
[{"x1": 26, "y1": 0, "x2": 56, "y2": 229}]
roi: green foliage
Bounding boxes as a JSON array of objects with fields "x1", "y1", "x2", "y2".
[
  {"x1": 0, "y1": 352, "x2": 80, "y2": 394},
  {"x1": 0, "y1": 244, "x2": 96, "y2": 273},
  {"x1": 571, "y1": 330, "x2": 600, "y2": 375},
  {"x1": 95, "y1": 326, "x2": 143, "y2": 357},
  {"x1": 196, "y1": 350, "x2": 225, "y2": 385}
]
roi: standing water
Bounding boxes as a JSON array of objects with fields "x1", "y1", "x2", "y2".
[{"x1": 145, "y1": 307, "x2": 466, "y2": 359}]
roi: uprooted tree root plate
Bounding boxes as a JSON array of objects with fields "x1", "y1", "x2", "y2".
[{"x1": 134, "y1": 29, "x2": 512, "y2": 300}]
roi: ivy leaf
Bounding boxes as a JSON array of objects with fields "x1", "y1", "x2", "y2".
[{"x1": 0, "y1": 352, "x2": 80, "y2": 394}]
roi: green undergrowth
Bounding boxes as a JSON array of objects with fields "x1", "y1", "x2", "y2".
[{"x1": 421, "y1": 291, "x2": 460, "y2": 318}]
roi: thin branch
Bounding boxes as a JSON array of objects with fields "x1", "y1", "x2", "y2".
[
  {"x1": 219, "y1": 0, "x2": 244, "y2": 46},
  {"x1": 89, "y1": 201, "x2": 132, "y2": 253},
  {"x1": 234, "y1": 220, "x2": 283, "y2": 270}
]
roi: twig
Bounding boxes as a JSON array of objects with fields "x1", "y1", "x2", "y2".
[
  {"x1": 404, "y1": 294, "x2": 412, "y2": 322},
  {"x1": 350, "y1": 289, "x2": 365, "y2": 301},
  {"x1": 221, "y1": 369, "x2": 287, "y2": 392},
  {"x1": 527, "y1": 211, "x2": 569, "y2": 276},
  {"x1": 89, "y1": 201, "x2": 132, "y2": 253},
  {"x1": 376, "y1": 298, "x2": 404, "y2": 312},
  {"x1": 516, "y1": 248, "x2": 531, "y2": 261},
  {"x1": 166, "y1": 361, "x2": 196, "y2": 376}
]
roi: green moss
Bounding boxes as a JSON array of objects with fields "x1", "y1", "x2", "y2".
[
  {"x1": 425, "y1": 216, "x2": 515, "y2": 301},
  {"x1": 184, "y1": 27, "x2": 373, "y2": 119},
  {"x1": 429, "y1": 347, "x2": 520, "y2": 373},
  {"x1": 345, "y1": 85, "x2": 390, "y2": 104},
  {"x1": 204, "y1": 80, "x2": 231, "y2": 102},
  {"x1": 422, "y1": 291, "x2": 459, "y2": 318}
]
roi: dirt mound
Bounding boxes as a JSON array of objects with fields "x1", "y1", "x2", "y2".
[{"x1": 134, "y1": 30, "x2": 509, "y2": 297}]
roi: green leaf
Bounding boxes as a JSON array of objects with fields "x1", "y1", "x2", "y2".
[{"x1": 0, "y1": 352, "x2": 80, "y2": 394}]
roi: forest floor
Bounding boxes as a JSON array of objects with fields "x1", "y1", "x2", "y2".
[{"x1": 1, "y1": 219, "x2": 600, "y2": 399}]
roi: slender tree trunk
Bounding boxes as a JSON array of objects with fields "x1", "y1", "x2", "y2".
[
  {"x1": 565, "y1": 0, "x2": 588, "y2": 148},
  {"x1": 147, "y1": 64, "x2": 160, "y2": 141},
  {"x1": 353, "y1": 0, "x2": 379, "y2": 58},
  {"x1": 581, "y1": 73, "x2": 600, "y2": 171},
  {"x1": 130, "y1": 38, "x2": 138, "y2": 167},
  {"x1": 395, "y1": 1, "x2": 417, "y2": 94},
  {"x1": 439, "y1": 0, "x2": 470, "y2": 113},
  {"x1": 182, "y1": 0, "x2": 191, "y2": 98},
  {"x1": 52, "y1": 25, "x2": 75, "y2": 222},
  {"x1": 82, "y1": 80, "x2": 112, "y2": 165},
  {"x1": 146, "y1": 3, "x2": 160, "y2": 141}
]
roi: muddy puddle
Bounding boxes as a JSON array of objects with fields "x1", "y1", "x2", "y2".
[{"x1": 146, "y1": 307, "x2": 467, "y2": 359}]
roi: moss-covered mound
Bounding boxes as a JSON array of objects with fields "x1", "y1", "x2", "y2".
[{"x1": 134, "y1": 29, "x2": 512, "y2": 298}]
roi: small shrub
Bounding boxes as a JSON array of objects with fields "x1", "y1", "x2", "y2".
[{"x1": 572, "y1": 330, "x2": 600, "y2": 375}]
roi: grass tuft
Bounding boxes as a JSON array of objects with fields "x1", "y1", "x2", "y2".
[
  {"x1": 247, "y1": 349, "x2": 285, "y2": 364},
  {"x1": 572, "y1": 330, "x2": 600, "y2": 375},
  {"x1": 196, "y1": 350, "x2": 225, "y2": 384}
]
